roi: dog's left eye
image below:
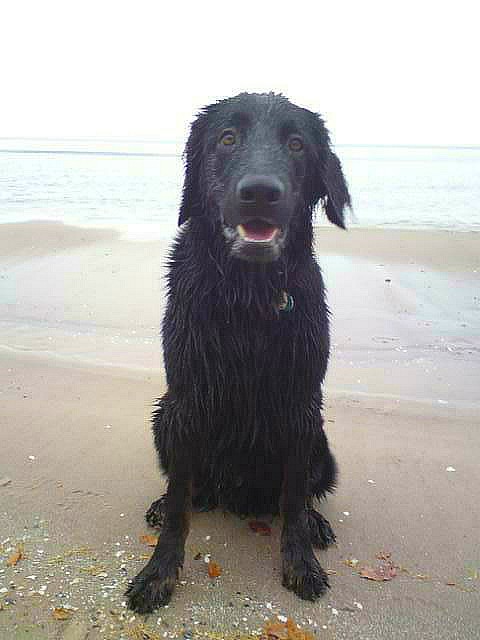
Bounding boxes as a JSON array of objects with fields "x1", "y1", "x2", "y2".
[
  {"x1": 220, "y1": 130, "x2": 236, "y2": 146},
  {"x1": 288, "y1": 136, "x2": 304, "y2": 152}
]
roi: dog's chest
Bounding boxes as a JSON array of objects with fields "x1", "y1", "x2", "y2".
[
  {"x1": 165, "y1": 255, "x2": 329, "y2": 409},
  {"x1": 208, "y1": 304, "x2": 293, "y2": 371}
]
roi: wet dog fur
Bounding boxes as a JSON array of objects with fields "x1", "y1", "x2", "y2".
[{"x1": 126, "y1": 92, "x2": 351, "y2": 612}]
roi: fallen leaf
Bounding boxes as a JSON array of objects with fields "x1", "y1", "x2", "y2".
[
  {"x1": 128, "y1": 623, "x2": 162, "y2": 640},
  {"x1": 249, "y1": 520, "x2": 272, "y2": 536},
  {"x1": 360, "y1": 562, "x2": 397, "y2": 582},
  {"x1": 6, "y1": 545, "x2": 24, "y2": 566},
  {"x1": 207, "y1": 561, "x2": 222, "y2": 578},
  {"x1": 139, "y1": 534, "x2": 159, "y2": 547},
  {"x1": 446, "y1": 581, "x2": 456, "y2": 586},
  {"x1": 47, "y1": 546, "x2": 92, "y2": 565},
  {"x1": 260, "y1": 617, "x2": 314, "y2": 640},
  {"x1": 52, "y1": 607, "x2": 73, "y2": 620}
]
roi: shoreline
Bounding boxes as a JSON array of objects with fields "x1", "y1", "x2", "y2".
[
  {"x1": 1, "y1": 218, "x2": 479, "y2": 267},
  {"x1": 1, "y1": 220, "x2": 478, "y2": 408}
]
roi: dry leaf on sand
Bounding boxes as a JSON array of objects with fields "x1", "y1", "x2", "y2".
[
  {"x1": 260, "y1": 617, "x2": 314, "y2": 640},
  {"x1": 52, "y1": 607, "x2": 73, "y2": 620},
  {"x1": 128, "y1": 623, "x2": 162, "y2": 640},
  {"x1": 248, "y1": 520, "x2": 272, "y2": 536},
  {"x1": 6, "y1": 545, "x2": 24, "y2": 566},
  {"x1": 139, "y1": 534, "x2": 159, "y2": 547},
  {"x1": 207, "y1": 561, "x2": 222, "y2": 578},
  {"x1": 360, "y1": 562, "x2": 397, "y2": 582}
]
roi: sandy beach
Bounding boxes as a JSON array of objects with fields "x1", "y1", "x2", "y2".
[{"x1": 1, "y1": 221, "x2": 479, "y2": 639}]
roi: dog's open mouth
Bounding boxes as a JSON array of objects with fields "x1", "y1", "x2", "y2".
[
  {"x1": 237, "y1": 220, "x2": 280, "y2": 243},
  {"x1": 222, "y1": 218, "x2": 286, "y2": 263}
]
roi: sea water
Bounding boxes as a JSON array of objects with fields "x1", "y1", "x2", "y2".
[{"x1": 1, "y1": 139, "x2": 479, "y2": 239}]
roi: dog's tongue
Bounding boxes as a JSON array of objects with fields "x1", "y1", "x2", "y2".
[{"x1": 240, "y1": 221, "x2": 278, "y2": 241}]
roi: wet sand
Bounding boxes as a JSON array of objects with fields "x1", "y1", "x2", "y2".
[{"x1": 1, "y1": 221, "x2": 479, "y2": 639}]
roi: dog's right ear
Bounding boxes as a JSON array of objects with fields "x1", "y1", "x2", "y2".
[{"x1": 178, "y1": 111, "x2": 208, "y2": 226}]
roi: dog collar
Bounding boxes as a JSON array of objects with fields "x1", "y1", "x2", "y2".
[{"x1": 277, "y1": 290, "x2": 295, "y2": 312}]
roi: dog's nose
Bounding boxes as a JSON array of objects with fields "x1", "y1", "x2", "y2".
[{"x1": 236, "y1": 175, "x2": 285, "y2": 206}]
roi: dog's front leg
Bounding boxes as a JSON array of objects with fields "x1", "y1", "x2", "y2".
[
  {"x1": 126, "y1": 449, "x2": 192, "y2": 613},
  {"x1": 281, "y1": 440, "x2": 330, "y2": 600}
]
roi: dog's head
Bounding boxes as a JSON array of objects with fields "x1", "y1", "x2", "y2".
[{"x1": 179, "y1": 92, "x2": 351, "y2": 263}]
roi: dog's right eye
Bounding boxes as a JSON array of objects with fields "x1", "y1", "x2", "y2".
[
  {"x1": 288, "y1": 136, "x2": 304, "y2": 152},
  {"x1": 219, "y1": 130, "x2": 236, "y2": 146}
]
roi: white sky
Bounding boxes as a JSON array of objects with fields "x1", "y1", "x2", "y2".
[{"x1": 1, "y1": 0, "x2": 479, "y2": 145}]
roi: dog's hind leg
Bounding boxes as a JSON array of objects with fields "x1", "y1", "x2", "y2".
[
  {"x1": 306, "y1": 508, "x2": 336, "y2": 549},
  {"x1": 145, "y1": 495, "x2": 167, "y2": 528},
  {"x1": 146, "y1": 490, "x2": 218, "y2": 529},
  {"x1": 307, "y1": 429, "x2": 337, "y2": 548}
]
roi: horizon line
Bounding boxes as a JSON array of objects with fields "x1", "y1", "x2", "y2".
[{"x1": 0, "y1": 136, "x2": 479, "y2": 151}]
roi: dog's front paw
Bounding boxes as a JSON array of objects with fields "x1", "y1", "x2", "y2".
[
  {"x1": 282, "y1": 550, "x2": 330, "y2": 601},
  {"x1": 306, "y1": 509, "x2": 336, "y2": 549},
  {"x1": 126, "y1": 561, "x2": 178, "y2": 613}
]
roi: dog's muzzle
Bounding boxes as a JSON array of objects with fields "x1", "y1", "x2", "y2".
[{"x1": 223, "y1": 175, "x2": 289, "y2": 263}]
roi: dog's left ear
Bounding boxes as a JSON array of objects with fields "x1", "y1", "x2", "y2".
[
  {"x1": 321, "y1": 150, "x2": 351, "y2": 229},
  {"x1": 309, "y1": 113, "x2": 351, "y2": 229},
  {"x1": 178, "y1": 110, "x2": 208, "y2": 226}
]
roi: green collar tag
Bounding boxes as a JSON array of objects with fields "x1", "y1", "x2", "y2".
[{"x1": 278, "y1": 291, "x2": 295, "y2": 313}]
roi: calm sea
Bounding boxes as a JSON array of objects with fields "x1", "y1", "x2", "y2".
[{"x1": 1, "y1": 139, "x2": 479, "y2": 239}]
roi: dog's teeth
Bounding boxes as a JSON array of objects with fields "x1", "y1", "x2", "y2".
[{"x1": 237, "y1": 224, "x2": 246, "y2": 238}]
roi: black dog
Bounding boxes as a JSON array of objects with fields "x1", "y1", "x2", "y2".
[{"x1": 126, "y1": 92, "x2": 351, "y2": 613}]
